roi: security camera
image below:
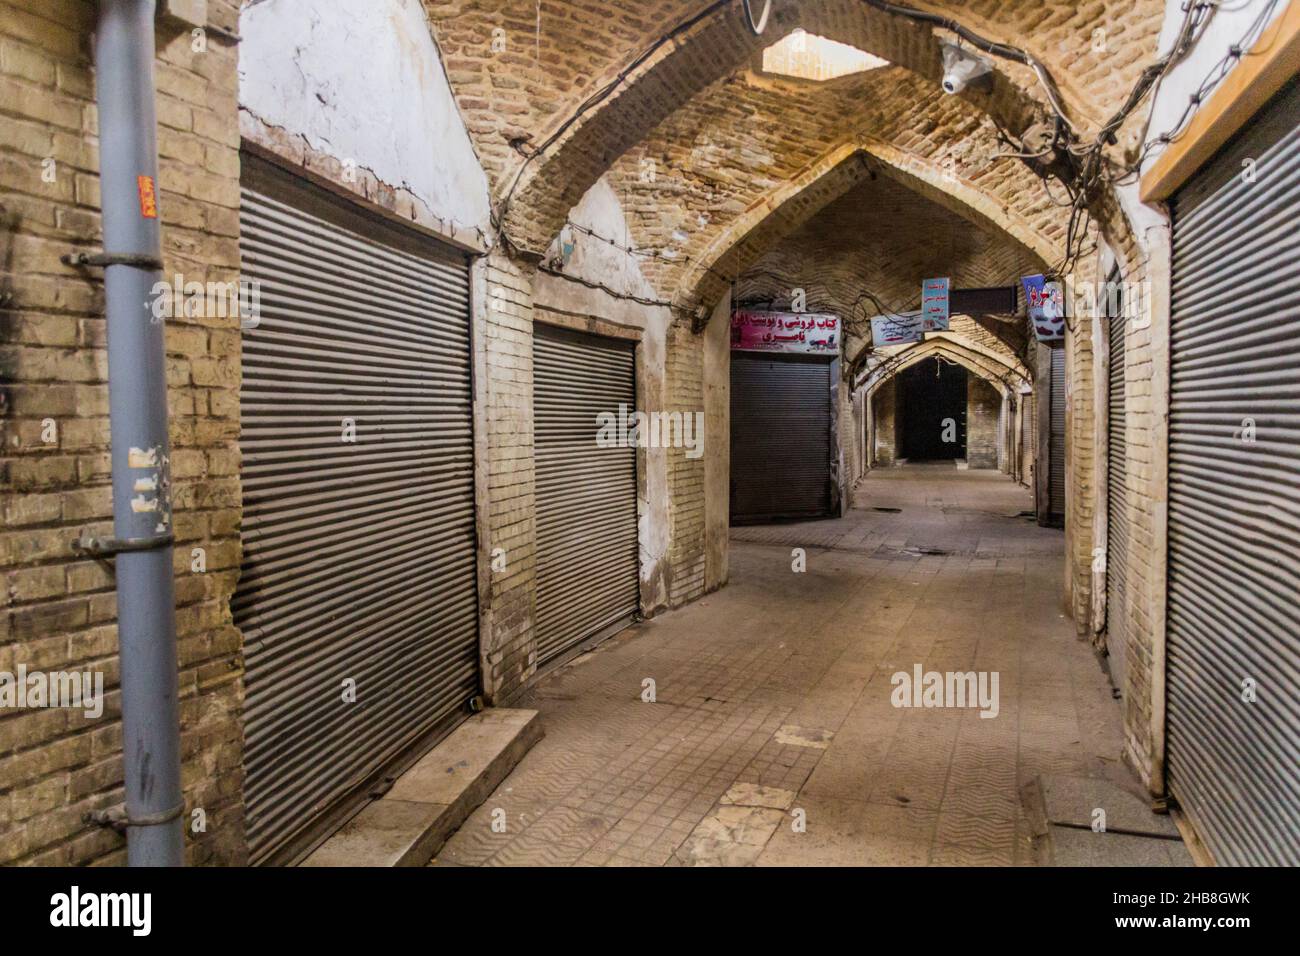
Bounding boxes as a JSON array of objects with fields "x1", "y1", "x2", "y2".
[{"x1": 940, "y1": 42, "x2": 992, "y2": 95}]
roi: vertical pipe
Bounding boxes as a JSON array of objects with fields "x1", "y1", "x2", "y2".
[{"x1": 95, "y1": 0, "x2": 184, "y2": 866}]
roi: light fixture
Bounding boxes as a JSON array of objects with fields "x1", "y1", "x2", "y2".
[{"x1": 940, "y1": 41, "x2": 992, "y2": 95}]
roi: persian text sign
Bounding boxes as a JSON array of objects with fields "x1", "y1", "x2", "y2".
[
  {"x1": 869, "y1": 310, "x2": 927, "y2": 347},
  {"x1": 921, "y1": 277, "x2": 950, "y2": 331},
  {"x1": 731, "y1": 310, "x2": 840, "y2": 354},
  {"x1": 1022, "y1": 273, "x2": 1066, "y2": 342}
]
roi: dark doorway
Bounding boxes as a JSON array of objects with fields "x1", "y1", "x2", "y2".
[
  {"x1": 898, "y1": 357, "x2": 967, "y2": 460},
  {"x1": 730, "y1": 353, "x2": 833, "y2": 522}
]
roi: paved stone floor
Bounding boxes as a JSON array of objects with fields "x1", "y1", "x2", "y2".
[{"x1": 434, "y1": 464, "x2": 1133, "y2": 866}]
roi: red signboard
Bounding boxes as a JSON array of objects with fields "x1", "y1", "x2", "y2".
[{"x1": 731, "y1": 310, "x2": 840, "y2": 355}]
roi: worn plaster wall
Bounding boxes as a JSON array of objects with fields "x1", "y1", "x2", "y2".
[{"x1": 239, "y1": 0, "x2": 490, "y2": 241}]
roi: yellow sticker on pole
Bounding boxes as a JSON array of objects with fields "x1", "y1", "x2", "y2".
[{"x1": 137, "y1": 175, "x2": 158, "y2": 219}]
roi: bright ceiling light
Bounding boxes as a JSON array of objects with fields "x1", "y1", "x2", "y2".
[{"x1": 761, "y1": 29, "x2": 889, "y2": 82}]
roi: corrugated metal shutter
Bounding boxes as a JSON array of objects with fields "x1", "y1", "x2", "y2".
[
  {"x1": 235, "y1": 158, "x2": 479, "y2": 864},
  {"x1": 996, "y1": 397, "x2": 1007, "y2": 470},
  {"x1": 1167, "y1": 78, "x2": 1300, "y2": 866},
  {"x1": 1049, "y1": 347, "x2": 1066, "y2": 520},
  {"x1": 533, "y1": 324, "x2": 639, "y2": 666},
  {"x1": 1106, "y1": 298, "x2": 1129, "y2": 695},
  {"x1": 730, "y1": 354, "x2": 832, "y2": 521}
]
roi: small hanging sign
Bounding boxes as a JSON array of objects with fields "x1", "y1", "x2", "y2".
[
  {"x1": 1023, "y1": 273, "x2": 1066, "y2": 342},
  {"x1": 921, "y1": 277, "x2": 950, "y2": 331},
  {"x1": 869, "y1": 310, "x2": 926, "y2": 347}
]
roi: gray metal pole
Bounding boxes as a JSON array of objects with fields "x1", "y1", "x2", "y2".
[{"x1": 94, "y1": 0, "x2": 184, "y2": 866}]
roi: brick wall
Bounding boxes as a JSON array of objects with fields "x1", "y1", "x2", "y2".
[
  {"x1": 1093, "y1": 205, "x2": 1161, "y2": 787},
  {"x1": 478, "y1": 251, "x2": 538, "y2": 701},
  {"x1": 873, "y1": 380, "x2": 896, "y2": 467},
  {"x1": 966, "y1": 375, "x2": 1000, "y2": 469},
  {"x1": 0, "y1": 0, "x2": 244, "y2": 865},
  {"x1": 1020, "y1": 393, "x2": 1035, "y2": 489},
  {"x1": 838, "y1": 378, "x2": 856, "y2": 504},
  {"x1": 666, "y1": 319, "x2": 706, "y2": 606},
  {"x1": 1065, "y1": 254, "x2": 1101, "y2": 632}
]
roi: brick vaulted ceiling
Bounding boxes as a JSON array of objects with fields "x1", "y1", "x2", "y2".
[
  {"x1": 425, "y1": 0, "x2": 1165, "y2": 259},
  {"x1": 602, "y1": 65, "x2": 1064, "y2": 309}
]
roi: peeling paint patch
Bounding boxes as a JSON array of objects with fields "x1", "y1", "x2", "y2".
[{"x1": 127, "y1": 446, "x2": 158, "y2": 468}]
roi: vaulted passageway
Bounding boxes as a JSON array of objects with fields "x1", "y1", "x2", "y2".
[
  {"x1": 5, "y1": 0, "x2": 1297, "y2": 874},
  {"x1": 434, "y1": 466, "x2": 1182, "y2": 866}
]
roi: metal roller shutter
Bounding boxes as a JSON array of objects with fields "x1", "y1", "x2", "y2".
[
  {"x1": 996, "y1": 398, "x2": 1007, "y2": 470},
  {"x1": 1049, "y1": 347, "x2": 1066, "y2": 521},
  {"x1": 1106, "y1": 296, "x2": 1130, "y2": 695},
  {"x1": 730, "y1": 354, "x2": 833, "y2": 522},
  {"x1": 533, "y1": 324, "x2": 639, "y2": 666},
  {"x1": 1168, "y1": 78, "x2": 1300, "y2": 866},
  {"x1": 235, "y1": 157, "x2": 479, "y2": 864}
]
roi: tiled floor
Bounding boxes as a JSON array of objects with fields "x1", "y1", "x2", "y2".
[{"x1": 433, "y1": 463, "x2": 1134, "y2": 866}]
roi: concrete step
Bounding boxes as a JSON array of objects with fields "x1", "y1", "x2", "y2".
[
  {"x1": 1024, "y1": 774, "x2": 1196, "y2": 866},
  {"x1": 302, "y1": 708, "x2": 543, "y2": 867}
]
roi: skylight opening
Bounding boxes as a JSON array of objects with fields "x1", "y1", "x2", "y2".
[{"x1": 761, "y1": 29, "x2": 889, "y2": 82}]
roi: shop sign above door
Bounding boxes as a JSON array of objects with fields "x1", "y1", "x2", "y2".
[{"x1": 731, "y1": 310, "x2": 840, "y2": 355}]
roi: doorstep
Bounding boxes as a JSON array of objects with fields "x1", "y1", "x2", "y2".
[
  {"x1": 302, "y1": 708, "x2": 543, "y2": 867},
  {"x1": 1024, "y1": 774, "x2": 1195, "y2": 866}
]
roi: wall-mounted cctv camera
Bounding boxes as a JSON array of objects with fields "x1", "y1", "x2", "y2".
[{"x1": 940, "y1": 42, "x2": 992, "y2": 95}]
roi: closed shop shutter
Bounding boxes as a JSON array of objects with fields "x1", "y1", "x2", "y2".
[
  {"x1": 1049, "y1": 347, "x2": 1066, "y2": 520},
  {"x1": 533, "y1": 324, "x2": 639, "y2": 666},
  {"x1": 1167, "y1": 78, "x2": 1300, "y2": 865},
  {"x1": 731, "y1": 354, "x2": 833, "y2": 521},
  {"x1": 996, "y1": 397, "x2": 1007, "y2": 470},
  {"x1": 1106, "y1": 295, "x2": 1130, "y2": 695},
  {"x1": 235, "y1": 157, "x2": 479, "y2": 864}
]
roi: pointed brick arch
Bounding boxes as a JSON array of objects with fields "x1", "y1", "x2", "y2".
[
  {"x1": 862, "y1": 335, "x2": 1029, "y2": 402},
  {"x1": 496, "y1": 0, "x2": 1061, "y2": 255},
  {"x1": 675, "y1": 136, "x2": 1061, "y2": 324}
]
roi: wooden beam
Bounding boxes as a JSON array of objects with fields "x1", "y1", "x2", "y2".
[{"x1": 1140, "y1": 0, "x2": 1300, "y2": 203}]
